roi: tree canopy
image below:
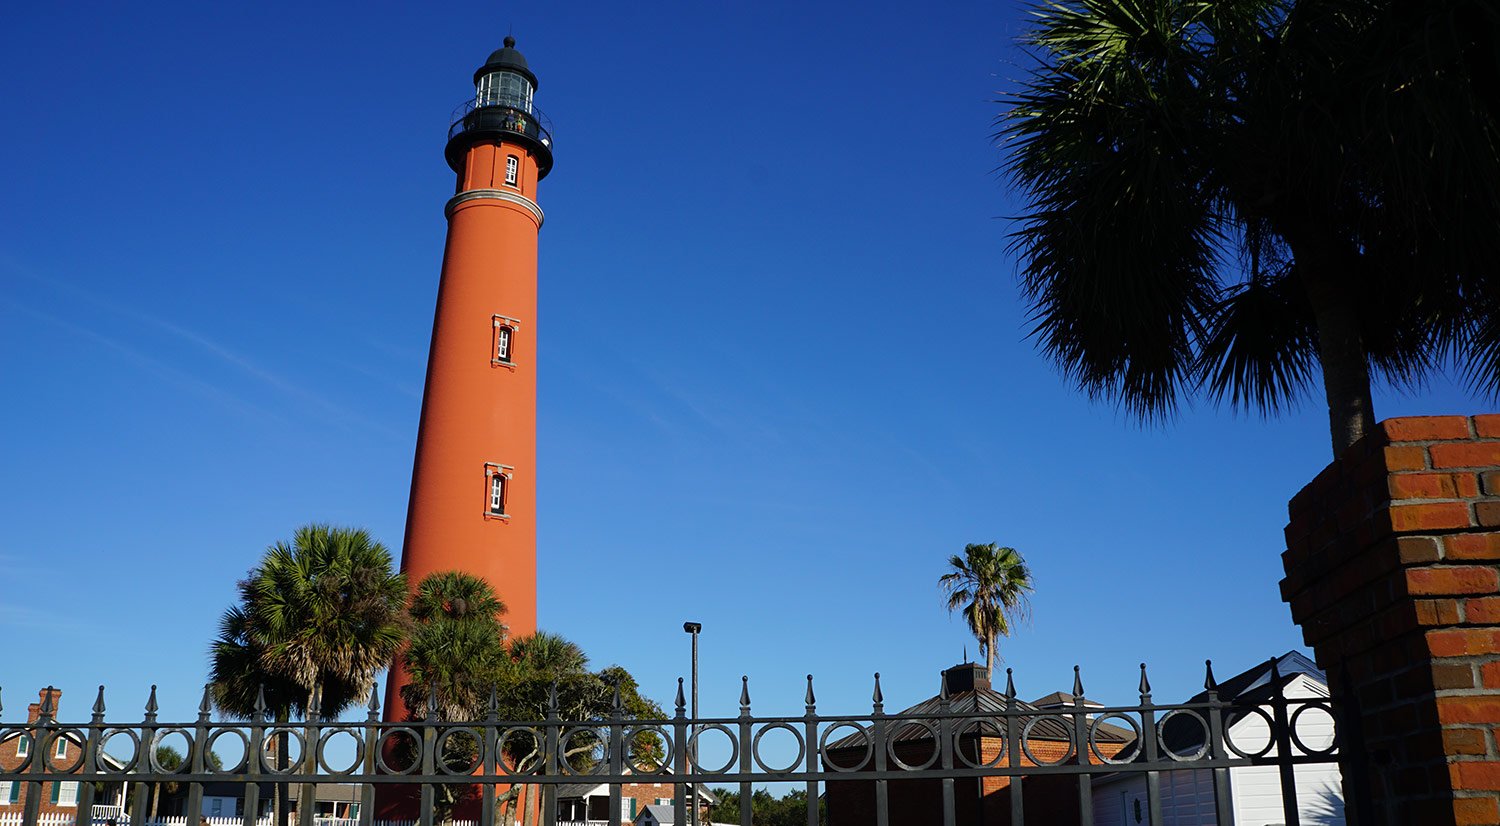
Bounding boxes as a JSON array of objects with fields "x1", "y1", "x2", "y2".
[
  {"x1": 1000, "y1": 0, "x2": 1500, "y2": 455},
  {"x1": 209, "y1": 524, "x2": 408, "y2": 721},
  {"x1": 939, "y1": 543, "x2": 1034, "y2": 671}
]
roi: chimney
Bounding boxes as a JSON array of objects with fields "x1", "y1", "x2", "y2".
[
  {"x1": 942, "y1": 663, "x2": 991, "y2": 693},
  {"x1": 27, "y1": 687, "x2": 62, "y2": 723}
]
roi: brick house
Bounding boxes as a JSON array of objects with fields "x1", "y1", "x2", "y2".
[
  {"x1": 557, "y1": 780, "x2": 715, "y2": 823},
  {"x1": 0, "y1": 688, "x2": 127, "y2": 816},
  {"x1": 822, "y1": 663, "x2": 1132, "y2": 826}
]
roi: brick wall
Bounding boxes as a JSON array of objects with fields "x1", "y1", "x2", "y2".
[
  {"x1": 1282, "y1": 415, "x2": 1500, "y2": 826},
  {"x1": 0, "y1": 688, "x2": 87, "y2": 817},
  {"x1": 826, "y1": 735, "x2": 1124, "y2": 826}
]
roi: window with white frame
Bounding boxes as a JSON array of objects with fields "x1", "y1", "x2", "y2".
[
  {"x1": 16, "y1": 734, "x2": 28, "y2": 758},
  {"x1": 0, "y1": 782, "x2": 15, "y2": 804},
  {"x1": 486, "y1": 464, "x2": 512, "y2": 517},
  {"x1": 505, "y1": 155, "x2": 519, "y2": 187},
  {"x1": 54, "y1": 737, "x2": 66, "y2": 759},
  {"x1": 493, "y1": 316, "x2": 519, "y2": 366},
  {"x1": 51, "y1": 781, "x2": 78, "y2": 807}
]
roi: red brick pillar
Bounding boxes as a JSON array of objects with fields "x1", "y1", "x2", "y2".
[{"x1": 1282, "y1": 415, "x2": 1500, "y2": 826}]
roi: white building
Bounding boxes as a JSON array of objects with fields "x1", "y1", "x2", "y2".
[{"x1": 1093, "y1": 651, "x2": 1345, "y2": 826}]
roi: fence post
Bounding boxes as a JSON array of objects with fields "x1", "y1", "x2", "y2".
[
  {"x1": 479, "y1": 686, "x2": 495, "y2": 826},
  {"x1": 608, "y1": 682, "x2": 623, "y2": 826},
  {"x1": 1073, "y1": 667, "x2": 1093, "y2": 826},
  {"x1": 243, "y1": 687, "x2": 266, "y2": 826},
  {"x1": 1005, "y1": 671, "x2": 1024, "y2": 826},
  {"x1": 1269, "y1": 660, "x2": 1301, "y2": 826},
  {"x1": 359, "y1": 690, "x2": 377, "y2": 826},
  {"x1": 738, "y1": 679, "x2": 753, "y2": 826},
  {"x1": 23, "y1": 688, "x2": 55, "y2": 826},
  {"x1": 933, "y1": 672, "x2": 953, "y2": 826},
  {"x1": 1204, "y1": 662, "x2": 1234, "y2": 826},
  {"x1": 672, "y1": 680, "x2": 687, "y2": 826},
  {"x1": 803, "y1": 676, "x2": 818, "y2": 826},
  {"x1": 418, "y1": 687, "x2": 435, "y2": 826},
  {"x1": 872, "y1": 674, "x2": 890, "y2": 826},
  {"x1": 186, "y1": 687, "x2": 210, "y2": 825},
  {"x1": 75, "y1": 687, "x2": 106, "y2": 826},
  {"x1": 541, "y1": 682, "x2": 560, "y2": 826},
  {"x1": 1138, "y1": 667, "x2": 1162, "y2": 826},
  {"x1": 129, "y1": 688, "x2": 158, "y2": 826}
]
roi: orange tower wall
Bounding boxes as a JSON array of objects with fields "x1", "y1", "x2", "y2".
[{"x1": 385, "y1": 136, "x2": 543, "y2": 720}]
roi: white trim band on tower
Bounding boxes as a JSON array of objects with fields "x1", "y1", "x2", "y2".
[{"x1": 445, "y1": 189, "x2": 545, "y2": 226}]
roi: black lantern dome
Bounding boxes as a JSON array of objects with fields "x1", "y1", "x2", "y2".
[{"x1": 446, "y1": 36, "x2": 554, "y2": 179}]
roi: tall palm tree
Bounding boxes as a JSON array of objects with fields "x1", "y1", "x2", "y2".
[
  {"x1": 999, "y1": 0, "x2": 1500, "y2": 456},
  {"x1": 940, "y1": 544, "x2": 1034, "y2": 672},
  {"x1": 209, "y1": 525, "x2": 408, "y2": 826}
]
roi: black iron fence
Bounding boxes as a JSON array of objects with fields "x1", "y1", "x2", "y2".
[{"x1": 0, "y1": 661, "x2": 1352, "y2": 826}]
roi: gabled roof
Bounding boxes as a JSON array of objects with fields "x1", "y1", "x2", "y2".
[
  {"x1": 1158, "y1": 651, "x2": 1326, "y2": 755},
  {"x1": 639, "y1": 803, "x2": 674, "y2": 824}
]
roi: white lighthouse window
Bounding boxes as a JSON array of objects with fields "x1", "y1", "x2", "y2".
[
  {"x1": 505, "y1": 156, "x2": 519, "y2": 187},
  {"x1": 496, "y1": 325, "x2": 513, "y2": 362}
]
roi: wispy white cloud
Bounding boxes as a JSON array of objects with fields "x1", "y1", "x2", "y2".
[{"x1": 6, "y1": 261, "x2": 402, "y2": 438}]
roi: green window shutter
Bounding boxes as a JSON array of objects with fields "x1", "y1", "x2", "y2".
[
  {"x1": 10, "y1": 782, "x2": 20, "y2": 803},
  {"x1": 628, "y1": 798, "x2": 636, "y2": 819},
  {"x1": 50, "y1": 782, "x2": 60, "y2": 805}
]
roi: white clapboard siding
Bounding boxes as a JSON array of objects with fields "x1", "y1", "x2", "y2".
[{"x1": 1093, "y1": 673, "x2": 1345, "y2": 826}]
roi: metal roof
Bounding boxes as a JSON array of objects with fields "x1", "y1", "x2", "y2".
[{"x1": 824, "y1": 687, "x2": 1131, "y2": 751}]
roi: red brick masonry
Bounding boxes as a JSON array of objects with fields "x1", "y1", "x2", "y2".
[{"x1": 1282, "y1": 415, "x2": 1500, "y2": 826}]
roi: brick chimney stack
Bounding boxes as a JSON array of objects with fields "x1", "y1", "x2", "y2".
[{"x1": 26, "y1": 687, "x2": 61, "y2": 723}]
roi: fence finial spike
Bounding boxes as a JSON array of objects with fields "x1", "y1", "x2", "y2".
[
  {"x1": 199, "y1": 684, "x2": 214, "y2": 719},
  {"x1": 547, "y1": 680, "x2": 560, "y2": 714},
  {"x1": 1139, "y1": 663, "x2": 1152, "y2": 696},
  {"x1": 611, "y1": 680, "x2": 624, "y2": 713},
  {"x1": 1072, "y1": 666, "x2": 1084, "y2": 698},
  {"x1": 1204, "y1": 660, "x2": 1217, "y2": 692},
  {"x1": 486, "y1": 683, "x2": 498, "y2": 719},
  {"x1": 254, "y1": 684, "x2": 268, "y2": 717},
  {"x1": 739, "y1": 676, "x2": 751, "y2": 711},
  {"x1": 145, "y1": 685, "x2": 159, "y2": 716},
  {"x1": 1005, "y1": 668, "x2": 1016, "y2": 702},
  {"x1": 872, "y1": 673, "x2": 884, "y2": 708},
  {"x1": 938, "y1": 669, "x2": 949, "y2": 701},
  {"x1": 93, "y1": 686, "x2": 107, "y2": 717},
  {"x1": 0, "y1": 686, "x2": 5, "y2": 718},
  {"x1": 40, "y1": 686, "x2": 56, "y2": 719},
  {"x1": 804, "y1": 675, "x2": 816, "y2": 709},
  {"x1": 1269, "y1": 656, "x2": 1282, "y2": 681},
  {"x1": 425, "y1": 683, "x2": 439, "y2": 721},
  {"x1": 368, "y1": 685, "x2": 381, "y2": 713},
  {"x1": 675, "y1": 678, "x2": 686, "y2": 714}
]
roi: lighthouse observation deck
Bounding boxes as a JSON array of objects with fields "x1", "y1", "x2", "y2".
[{"x1": 446, "y1": 95, "x2": 554, "y2": 178}]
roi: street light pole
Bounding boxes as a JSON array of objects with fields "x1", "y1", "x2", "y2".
[{"x1": 683, "y1": 622, "x2": 702, "y2": 826}]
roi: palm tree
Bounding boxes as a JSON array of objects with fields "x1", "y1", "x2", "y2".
[
  {"x1": 940, "y1": 544, "x2": 1034, "y2": 671},
  {"x1": 209, "y1": 524, "x2": 408, "y2": 826},
  {"x1": 400, "y1": 571, "x2": 509, "y2": 721},
  {"x1": 999, "y1": 0, "x2": 1500, "y2": 456}
]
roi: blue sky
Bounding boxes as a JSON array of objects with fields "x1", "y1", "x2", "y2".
[{"x1": 2, "y1": 0, "x2": 1494, "y2": 742}]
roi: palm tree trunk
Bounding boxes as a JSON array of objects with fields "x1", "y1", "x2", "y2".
[
  {"x1": 1288, "y1": 234, "x2": 1378, "y2": 457},
  {"x1": 275, "y1": 710, "x2": 290, "y2": 826}
]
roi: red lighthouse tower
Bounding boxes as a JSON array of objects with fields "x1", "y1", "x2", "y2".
[{"x1": 384, "y1": 37, "x2": 553, "y2": 720}]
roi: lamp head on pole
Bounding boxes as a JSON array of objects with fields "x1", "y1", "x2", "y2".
[{"x1": 683, "y1": 621, "x2": 702, "y2": 634}]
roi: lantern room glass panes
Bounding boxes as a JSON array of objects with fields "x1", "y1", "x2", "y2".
[{"x1": 477, "y1": 71, "x2": 533, "y2": 112}]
